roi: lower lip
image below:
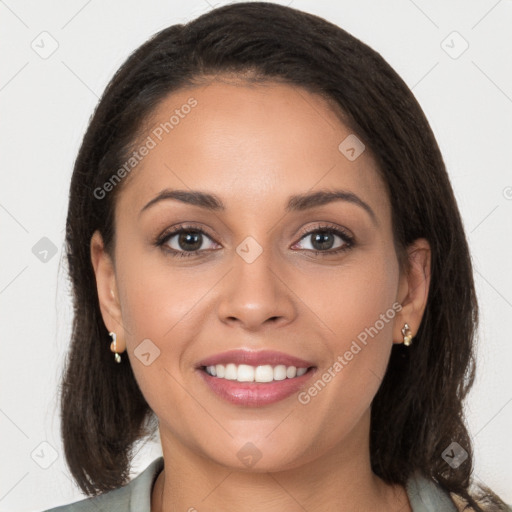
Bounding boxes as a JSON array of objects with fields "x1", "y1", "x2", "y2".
[{"x1": 196, "y1": 367, "x2": 317, "y2": 407}]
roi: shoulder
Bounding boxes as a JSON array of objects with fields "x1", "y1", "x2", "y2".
[
  {"x1": 406, "y1": 471, "x2": 512, "y2": 512},
  {"x1": 406, "y1": 471, "x2": 458, "y2": 511},
  {"x1": 41, "y1": 457, "x2": 164, "y2": 512}
]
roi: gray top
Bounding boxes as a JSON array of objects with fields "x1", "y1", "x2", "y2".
[{"x1": 43, "y1": 457, "x2": 461, "y2": 511}]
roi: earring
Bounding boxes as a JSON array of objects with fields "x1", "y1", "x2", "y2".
[
  {"x1": 109, "y1": 331, "x2": 122, "y2": 363},
  {"x1": 401, "y1": 323, "x2": 413, "y2": 346}
]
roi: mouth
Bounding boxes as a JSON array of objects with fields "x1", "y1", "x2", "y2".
[
  {"x1": 200, "y1": 363, "x2": 313, "y2": 383},
  {"x1": 195, "y1": 349, "x2": 317, "y2": 407}
]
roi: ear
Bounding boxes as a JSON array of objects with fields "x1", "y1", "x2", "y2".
[
  {"x1": 394, "y1": 238, "x2": 431, "y2": 345},
  {"x1": 90, "y1": 230, "x2": 126, "y2": 353}
]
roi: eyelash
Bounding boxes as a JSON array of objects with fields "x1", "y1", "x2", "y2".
[{"x1": 154, "y1": 223, "x2": 355, "y2": 259}]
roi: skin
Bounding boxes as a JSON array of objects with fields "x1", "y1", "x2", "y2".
[{"x1": 91, "y1": 79, "x2": 431, "y2": 512}]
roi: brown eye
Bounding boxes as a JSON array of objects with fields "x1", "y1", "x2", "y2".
[
  {"x1": 292, "y1": 225, "x2": 355, "y2": 255},
  {"x1": 156, "y1": 225, "x2": 219, "y2": 258}
]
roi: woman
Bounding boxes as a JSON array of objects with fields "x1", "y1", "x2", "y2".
[{"x1": 44, "y1": 2, "x2": 510, "y2": 511}]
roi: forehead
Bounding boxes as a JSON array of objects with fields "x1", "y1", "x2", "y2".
[{"x1": 117, "y1": 80, "x2": 389, "y2": 220}]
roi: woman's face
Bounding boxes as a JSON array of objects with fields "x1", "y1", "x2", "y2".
[{"x1": 92, "y1": 79, "x2": 429, "y2": 472}]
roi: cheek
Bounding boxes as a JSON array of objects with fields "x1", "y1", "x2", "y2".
[
  {"x1": 116, "y1": 248, "x2": 210, "y2": 340},
  {"x1": 298, "y1": 246, "x2": 399, "y2": 343},
  {"x1": 302, "y1": 252, "x2": 399, "y2": 413},
  {"x1": 115, "y1": 252, "x2": 216, "y2": 395},
  {"x1": 115, "y1": 261, "x2": 205, "y2": 417}
]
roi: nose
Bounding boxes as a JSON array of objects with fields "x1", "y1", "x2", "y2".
[{"x1": 216, "y1": 244, "x2": 297, "y2": 332}]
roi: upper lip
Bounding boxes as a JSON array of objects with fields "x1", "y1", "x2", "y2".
[{"x1": 196, "y1": 349, "x2": 316, "y2": 369}]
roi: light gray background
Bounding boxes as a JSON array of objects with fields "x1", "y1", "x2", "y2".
[{"x1": 1, "y1": 1, "x2": 511, "y2": 510}]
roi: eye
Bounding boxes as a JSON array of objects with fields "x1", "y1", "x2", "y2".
[
  {"x1": 292, "y1": 224, "x2": 354, "y2": 255},
  {"x1": 155, "y1": 224, "x2": 219, "y2": 258},
  {"x1": 154, "y1": 223, "x2": 355, "y2": 259}
]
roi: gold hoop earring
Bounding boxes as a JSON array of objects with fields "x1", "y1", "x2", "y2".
[
  {"x1": 401, "y1": 323, "x2": 413, "y2": 346},
  {"x1": 109, "y1": 331, "x2": 122, "y2": 363}
]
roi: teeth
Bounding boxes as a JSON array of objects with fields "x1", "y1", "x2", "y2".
[
  {"x1": 204, "y1": 363, "x2": 310, "y2": 382},
  {"x1": 286, "y1": 366, "x2": 297, "y2": 378},
  {"x1": 225, "y1": 363, "x2": 238, "y2": 380}
]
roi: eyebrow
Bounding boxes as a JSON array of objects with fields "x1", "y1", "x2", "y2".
[{"x1": 139, "y1": 188, "x2": 377, "y2": 225}]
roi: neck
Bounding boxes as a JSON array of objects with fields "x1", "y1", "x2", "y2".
[{"x1": 151, "y1": 409, "x2": 411, "y2": 512}]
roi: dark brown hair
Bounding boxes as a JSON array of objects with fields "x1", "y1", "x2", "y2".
[{"x1": 61, "y1": 2, "x2": 509, "y2": 510}]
